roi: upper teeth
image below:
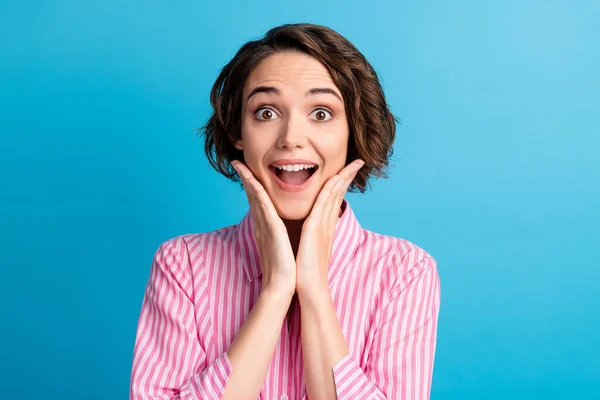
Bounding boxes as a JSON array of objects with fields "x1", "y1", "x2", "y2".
[{"x1": 274, "y1": 164, "x2": 316, "y2": 172}]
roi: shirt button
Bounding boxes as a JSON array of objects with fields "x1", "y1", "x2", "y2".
[{"x1": 280, "y1": 395, "x2": 289, "y2": 400}]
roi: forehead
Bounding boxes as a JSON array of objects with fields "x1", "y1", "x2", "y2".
[{"x1": 244, "y1": 51, "x2": 336, "y2": 95}]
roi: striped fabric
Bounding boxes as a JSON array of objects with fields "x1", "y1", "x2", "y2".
[{"x1": 130, "y1": 199, "x2": 441, "y2": 399}]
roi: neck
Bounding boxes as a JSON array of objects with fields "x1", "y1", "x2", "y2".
[
  {"x1": 281, "y1": 202, "x2": 345, "y2": 259},
  {"x1": 281, "y1": 218, "x2": 305, "y2": 259}
]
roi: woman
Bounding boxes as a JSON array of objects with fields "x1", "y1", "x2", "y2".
[{"x1": 130, "y1": 23, "x2": 441, "y2": 400}]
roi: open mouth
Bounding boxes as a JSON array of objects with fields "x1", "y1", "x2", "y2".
[{"x1": 269, "y1": 164, "x2": 319, "y2": 189}]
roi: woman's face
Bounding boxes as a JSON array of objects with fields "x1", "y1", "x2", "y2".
[{"x1": 236, "y1": 51, "x2": 350, "y2": 220}]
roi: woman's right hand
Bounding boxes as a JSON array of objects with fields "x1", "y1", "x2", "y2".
[{"x1": 231, "y1": 160, "x2": 296, "y2": 297}]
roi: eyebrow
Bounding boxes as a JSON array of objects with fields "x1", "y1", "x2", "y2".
[{"x1": 246, "y1": 86, "x2": 343, "y2": 103}]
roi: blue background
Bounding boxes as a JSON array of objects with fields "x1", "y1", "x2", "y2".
[{"x1": 1, "y1": 1, "x2": 598, "y2": 399}]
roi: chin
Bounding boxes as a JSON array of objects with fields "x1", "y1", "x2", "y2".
[{"x1": 271, "y1": 196, "x2": 315, "y2": 221}]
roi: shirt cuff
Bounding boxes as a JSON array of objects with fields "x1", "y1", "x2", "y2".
[
  {"x1": 179, "y1": 351, "x2": 233, "y2": 399},
  {"x1": 332, "y1": 353, "x2": 374, "y2": 399}
]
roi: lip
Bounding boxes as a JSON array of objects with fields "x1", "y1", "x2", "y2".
[
  {"x1": 270, "y1": 158, "x2": 318, "y2": 167},
  {"x1": 269, "y1": 164, "x2": 319, "y2": 193}
]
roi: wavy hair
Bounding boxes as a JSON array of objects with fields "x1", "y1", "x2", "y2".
[{"x1": 199, "y1": 23, "x2": 398, "y2": 193}]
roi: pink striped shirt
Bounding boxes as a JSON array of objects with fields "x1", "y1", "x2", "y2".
[{"x1": 130, "y1": 199, "x2": 441, "y2": 399}]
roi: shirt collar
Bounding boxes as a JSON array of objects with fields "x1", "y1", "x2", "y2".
[{"x1": 234, "y1": 198, "x2": 364, "y2": 283}]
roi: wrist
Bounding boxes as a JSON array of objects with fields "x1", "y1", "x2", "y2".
[
  {"x1": 297, "y1": 283, "x2": 331, "y2": 305},
  {"x1": 296, "y1": 276, "x2": 330, "y2": 298},
  {"x1": 260, "y1": 284, "x2": 295, "y2": 300}
]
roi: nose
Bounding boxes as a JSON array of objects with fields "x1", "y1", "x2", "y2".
[{"x1": 276, "y1": 110, "x2": 308, "y2": 150}]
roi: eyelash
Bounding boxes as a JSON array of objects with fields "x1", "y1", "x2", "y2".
[{"x1": 252, "y1": 105, "x2": 334, "y2": 121}]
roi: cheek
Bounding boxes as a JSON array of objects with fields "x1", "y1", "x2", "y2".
[
  {"x1": 317, "y1": 132, "x2": 349, "y2": 168},
  {"x1": 239, "y1": 132, "x2": 273, "y2": 181},
  {"x1": 241, "y1": 116, "x2": 279, "y2": 147},
  {"x1": 240, "y1": 128, "x2": 268, "y2": 158}
]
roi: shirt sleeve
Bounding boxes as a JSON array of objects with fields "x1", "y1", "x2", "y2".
[
  {"x1": 130, "y1": 238, "x2": 233, "y2": 400},
  {"x1": 331, "y1": 252, "x2": 441, "y2": 400}
]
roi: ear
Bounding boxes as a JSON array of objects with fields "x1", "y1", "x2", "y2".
[{"x1": 233, "y1": 139, "x2": 243, "y2": 150}]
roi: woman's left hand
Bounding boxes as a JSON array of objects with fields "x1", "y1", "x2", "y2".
[{"x1": 295, "y1": 159, "x2": 365, "y2": 296}]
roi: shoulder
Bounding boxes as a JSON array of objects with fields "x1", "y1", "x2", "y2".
[
  {"x1": 152, "y1": 224, "x2": 239, "y2": 275},
  {"x1": 360, "y1": 229, "x2": 439, "y2": 295}
]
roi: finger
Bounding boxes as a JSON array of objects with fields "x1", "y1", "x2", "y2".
[
  {"x1": 231, "y1": 161, "x2": 261, "y2": 210},
  {"x1": 325, "y1": 160, "x2": 365, "y2": 222},
  {"x1": 331, "y1": 159, "x2": 364, "y2": 200},
  {"x1": 309, "y1": 160, "x2": 364, "y2": 226},
  {"x1": 306, "y1": 174, "x2": 341, "y2": 227},
  {"x1": 338, "y1": 159, "x2": 365, "y2": 188},
  {"x1": 232, "y1": 161, "x2": 276, "y2": 233},
  {"x1": 231, "y1": 161, "x2": 281, "y2": 229}
]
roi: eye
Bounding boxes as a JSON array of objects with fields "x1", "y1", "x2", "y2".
[
  {"x1": 254, "y1": 107, "x2": 279, "y2": 121},
  {"x1": 310, "y1": 108, "x2": 333, "y2": 121}
]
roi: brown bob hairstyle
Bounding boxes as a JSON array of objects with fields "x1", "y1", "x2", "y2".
[{"x1": 199, "y1": 23, "x2": 398, "y2": 193}]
